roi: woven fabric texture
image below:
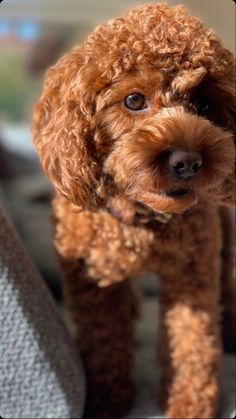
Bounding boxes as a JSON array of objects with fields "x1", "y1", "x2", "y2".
[{"x1": 0, "y1": 205, "x2": 85, "y2": 419}]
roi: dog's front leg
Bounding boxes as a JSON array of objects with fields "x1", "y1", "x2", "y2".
[
  {"x1": 157, "y1": 209, "x2": 222, "y2": 418},
  {"x1": 159, "y1": 294, "x2": 222, "y2": 419},
  {"x1": 62, "y1": 259, "x2": 135, "y2": 419}
]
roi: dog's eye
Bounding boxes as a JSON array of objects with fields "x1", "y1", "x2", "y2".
[
  {"x1": 192, "y1": 95, "x2": 211, "y2": 117},
  {"x1": 124, "y1": 93, "x2": 147, "y2": 111}
]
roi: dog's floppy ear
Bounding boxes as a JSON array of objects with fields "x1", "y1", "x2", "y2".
[
  {"x1": 32, "y1": 47, "x2": 104, "y2": 210},
  {"x1": 216, "y1": 74, "x2": 236, "y2": 139},
  {"x1": 204, "y1": 68, "x2": 236, "y2": 207}
]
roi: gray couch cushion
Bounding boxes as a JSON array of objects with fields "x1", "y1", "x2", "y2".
[{"x1": 0, "y1": 205, "x2": 85, "y2": 418}]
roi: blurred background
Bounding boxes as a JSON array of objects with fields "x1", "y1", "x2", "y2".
[{"x1": 0, "y1": 0, "x2": 235, "y2": 299}]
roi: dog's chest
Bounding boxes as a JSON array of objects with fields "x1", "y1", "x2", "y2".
[{"x1": 53, "y1": 196, "x2": 216, "y2": 285}]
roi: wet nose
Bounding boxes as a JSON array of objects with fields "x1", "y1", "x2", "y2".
[{"x1": 168, "y1": 149, "x2": 203, "y2": 180}]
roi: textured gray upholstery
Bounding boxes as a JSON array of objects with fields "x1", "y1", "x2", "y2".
[{"x1": 0, "y1": 205, "x2": 85, "y2": 418}]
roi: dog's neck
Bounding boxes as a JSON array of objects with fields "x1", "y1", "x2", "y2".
[{"x1": 107, "y1": 194, "x2": 172, "y2": 226}]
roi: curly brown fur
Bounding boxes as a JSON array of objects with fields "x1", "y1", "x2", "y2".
[{"x1": 33, "y1": 3, "x2": 235, "y2": 418}]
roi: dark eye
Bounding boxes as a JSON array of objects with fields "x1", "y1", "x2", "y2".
[
  {"x1": 192, "y1": 95, "x2": 211, "y2": 116},
  {"x1": 124, "y1": 93, "x2": 147, "y2": 111}
]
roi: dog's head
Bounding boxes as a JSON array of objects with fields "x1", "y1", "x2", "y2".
[{"x1": 33, "y1": 3, "x2": 235, "y2": 213}]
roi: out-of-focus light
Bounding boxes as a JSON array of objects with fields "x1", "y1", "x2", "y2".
[
  {"x1": 0, "y1": 20, "x2": 41, "y2": 41},
  {"x1": 0, "y1": 21, "x2": 9, "y2": 38},
  {"x1": 16, "y1": 22, "x2": 40, "y2": 41}
]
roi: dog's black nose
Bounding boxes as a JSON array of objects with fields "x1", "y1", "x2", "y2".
[{"x1": 168, "y1": 149, "x2": 202, "y2": 180}]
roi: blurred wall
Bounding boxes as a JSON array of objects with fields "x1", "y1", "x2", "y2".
[
  {"x1": 1, "y1": 0, "x2": 235, "y2": 51},
  {"x1": 172, "y1": 0, "x2": 235, "y2": 52}
]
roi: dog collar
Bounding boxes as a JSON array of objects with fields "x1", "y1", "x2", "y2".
[
  {"x1": 107, "y1": 200, "x2": 173, "y2": 225},
  {"x1": 134, "y1": 204, "x2": 173, "y2": 225}
]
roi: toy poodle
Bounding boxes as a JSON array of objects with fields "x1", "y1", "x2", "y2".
[{"x1": 32, "y1": 3, "x2": 235, "y2": 418}]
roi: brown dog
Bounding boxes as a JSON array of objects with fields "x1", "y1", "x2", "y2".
[{"x1": 33, "y1": 4, "x2": 235, "y2": 418}]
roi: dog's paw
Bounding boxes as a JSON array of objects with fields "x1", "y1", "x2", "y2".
[{"x1": 165, "y1": 388, "x2": 219, "y2": 419}]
